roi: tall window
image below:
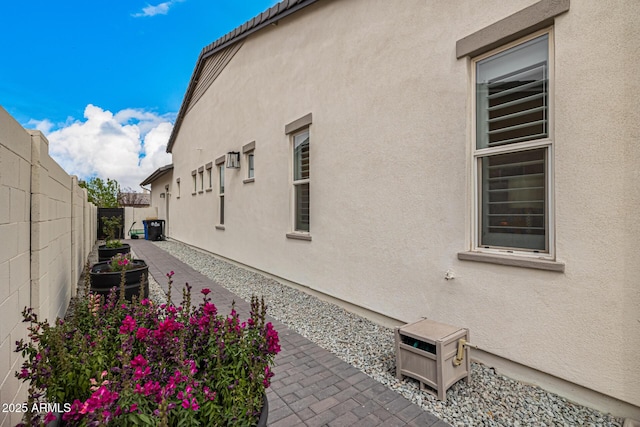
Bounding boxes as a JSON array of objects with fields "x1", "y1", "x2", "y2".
[
  {"x1": 293, "y1": 129, "x2": 310, "y2": 232},
  {"x1": 206, "y1": 162, "x2": 213, "y2": 190},
  {"x1": 218, "y1": 165, "x2": 225, "y2": 225},
  {"x1": 474, "y1": 31, "x2": 552, "y2": 253},
  {"x1": 248, "y1": 153, "x2": 255, "y2": 179},
  {"x1": 218, "y1": 163, "x2": 224, "y2": 225}
]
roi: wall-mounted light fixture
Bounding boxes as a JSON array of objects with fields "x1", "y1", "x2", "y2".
[
  {"x1": 226, "y1": 151, "x2": 240, "y2": 168},
  {"x1": 160, "y1": 193, "x2": 166, "y2": 198}
]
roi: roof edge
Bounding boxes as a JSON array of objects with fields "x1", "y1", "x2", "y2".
[
  {"x1": 140, "y1": 164, "x2": 174, "y2": 187},
  {"x1": 166, "y1": 0, "x2": 319, "y2": 153}
]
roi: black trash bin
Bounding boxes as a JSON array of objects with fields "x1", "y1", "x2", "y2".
[{"x1": 146, "y1": 219, "x2": 165, "y2": 241}]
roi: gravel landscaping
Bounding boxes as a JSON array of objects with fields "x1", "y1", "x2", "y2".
[{"x1": 145, "y1": 240, "x2": 623, "y2": 426}]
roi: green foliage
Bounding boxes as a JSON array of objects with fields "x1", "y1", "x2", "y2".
[
  {"x1": 102, "y1": 215, "x2": 123, "y2": 246},
  {"x1": 16, "y1": 273, "x2": 280, "y2": 426},
  {"x1": 80, "y1": 177, "x2": 120, "y2": 207}
]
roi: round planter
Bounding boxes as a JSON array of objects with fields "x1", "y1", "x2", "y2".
[
  {"x1": 89, "y1": 260, "x2": 149, "y2": 301},
  {"x1": 45, "y1": 394, "x2": 267, "y2": 426},
  {"x1": 257, "y1": 393, "x2": 269, "y2": 427},
  {"x1": 98, "y1": 243, "x2": 131, "y2": 262}
]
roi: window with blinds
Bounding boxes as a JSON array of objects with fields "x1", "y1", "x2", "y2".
[
  {"x1": 474, "y1": 32, "x2": 551, "y2": 253},
  {"x1": 293, "y1": 130, "x2": 310, "y2": 232},
  {"x1": 480, "y1": 148, "x2": 546, "y2": 250}
]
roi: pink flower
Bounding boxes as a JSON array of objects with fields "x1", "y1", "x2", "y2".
[
  {"x1": 119, "y1": 315, "x2": 137, "y2": 334},
  {"x1": 136, "y1": 327, "x2": 150, "y2": 340},
  {"x1": 44, "y1": 412, "x2": 56, "y2": 423},
  {"x1": 131, "y1": 354, "x2": 148, "y2": 367},
  {"x1": 201, "y1": 288, "x2": 211, "y2": 296},
  {"x1": 203, "y1": 302, "x2": 217, "y2": 316},
  {"x1": 129, "y1": 403, "x2": 138, "y2": 412}
]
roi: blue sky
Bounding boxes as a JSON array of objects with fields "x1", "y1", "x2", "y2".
[{"x1": 0, "y1": 0, "x2": 278, "y2": 188}]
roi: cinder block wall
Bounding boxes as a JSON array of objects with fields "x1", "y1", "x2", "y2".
[{"x1": 0, "y1": 107, "x2": 97, "y2": 426}]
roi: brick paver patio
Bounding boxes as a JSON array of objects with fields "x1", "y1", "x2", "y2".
[{"x1": 128, "y1": 239, "x2": 450, "y2": 426}]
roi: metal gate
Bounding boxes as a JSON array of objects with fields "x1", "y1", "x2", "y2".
[{"x1": 98, "y1": 208, "x2": 124, "y2": 240}]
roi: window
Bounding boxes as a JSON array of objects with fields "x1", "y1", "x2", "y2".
[
  {"x1": 242, "y1": 141, "x2": 255, "y2": 183},
  {"x1": 473, "y1": 30, "x2": 552, "y2": 254},
  {"x1": 248, "y1": 154, "x2": 255, "y2": 178},
  {"x1": 292, "y1": 129, "x2": 310, "y2": 232},
  {"x1": 191, "y1": 171, "x2": 197, "y2": 195},
  {"x1": 206, "y1": 162, "x2": 213, "y2": 191},
  {"x1": 176, "y1": 178, "x2": 180, "y2": 198},
  {"x1": 198, "y1": 167, "x2": 204, "y2": 193},
  {"x1": 218, "y1": 165, "x2": 225, "y2": 225}
]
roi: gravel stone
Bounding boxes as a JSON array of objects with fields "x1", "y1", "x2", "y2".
[{"x1": 144, "y1": 240, "x2": 624, "y2": 427}]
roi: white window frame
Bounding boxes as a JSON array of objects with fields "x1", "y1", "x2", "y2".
[
  {"x1": 291, "y1": 128, "x2": 310, "y2": 234},
  {"x1": 471, "y1": 28, "x2": 555, "y2": 259},
  {"x1": 218, "y1": 165, "x2": 225, "y2": 225},
  {"x1": 247, "y1": 153, "x2": 255, "y2": 179},
  {"x1": 206, "y1": 162, "x2": 213, "y2": 191},
  {"x1": 242, "y1": 141, "x2": 256, "y2": 183}
]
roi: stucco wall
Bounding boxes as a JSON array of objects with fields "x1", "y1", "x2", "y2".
[
  {"x1": 147, "y1": 173, "x2": 172, "y2": 236},
  {"x1": 166, "y1": 0, "x2": 639, "y2": 415},
  {"x1": 0, "y1": 107, "x2": 97, "y2": 425}
]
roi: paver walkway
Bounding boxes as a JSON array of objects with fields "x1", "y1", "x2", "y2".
[{"x1": 128, "y1": 239, "x2": 450, "y2": 426}]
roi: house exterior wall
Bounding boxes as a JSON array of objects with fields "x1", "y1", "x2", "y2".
[
  {"x1": 166, "y1": 0, "x2": 640, "y2": 416},
  {"x1": 0, "y1": 107, "x2": 97, "y2": 425},
  {"x1": 148, "y1": 173, "x2": 172, "y2": 236}
]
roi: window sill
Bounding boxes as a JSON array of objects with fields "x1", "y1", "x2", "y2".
[
  {"x1": 457, "y1": 251, "x2": 564, "y2": 272},
  {"x1": 176, "y1": 196, "x2": 180, "y2": 199},
  {"x1": 215, "y1": 225, "x2": 225, "y2": 231},
  {"x1": 286, "y1": 232, "x2": 311, "y2": 241},
  {"x1": 243, "y1": 178, "x2": 255, "y2": 184},
  {"x1": 198, "y1": 190, "x2": 204, "y2": 194},
  {"x1": 191, "y1": 192, "x2": 197, "y2": 196},
  {"x1": 206, "y1": 188, "x2": 213, "y2": 192}
]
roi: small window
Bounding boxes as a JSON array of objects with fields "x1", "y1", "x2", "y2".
[
  {"x1": 176, "y1": 178, "x2": 181, "y2": 198},
  {"x1": 218, "y1": 165, "x2": 225, "y2": 225},
  {"x1": 206, "y1": 162, "x2": 213, "y2": 191},
  {"x1": 191, "y1": 171, "x2": 197, "y2": 195},
  {"x1": 242, "y1": 141, "x2": 255, "y2": 183},
  {"x1": 198, "y1": 168, "x2": 204, "y2": 193},
  {"x1": 473, "y1": 30, "x2": 552, "y2": 254},
  {"x1": 248, "y1": 153, "x2": 255, "y2": 179},
  {"x1": 292, "y1": 129, "x2": 310, "y2": 232}
]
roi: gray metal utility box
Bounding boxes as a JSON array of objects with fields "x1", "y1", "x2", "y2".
[{"x1": 395, "y1": 318, "x2": 470, "y2": 401}]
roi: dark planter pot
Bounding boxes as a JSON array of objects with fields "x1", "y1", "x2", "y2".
[
  {"x1": 89, "y1": 260, "x2": 149, "y2": 301},
  {"x1": 46, "y1": 393, "x2": 267, "y2": 426},
  {"x1": 98, "y1": 243, "x2": 131, "y2": 262},
  {"x1": 257, "y1": 393, "x2": 269, "y2": 427}
]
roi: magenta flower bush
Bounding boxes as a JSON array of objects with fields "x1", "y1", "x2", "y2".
[
  {"x1": 16, "y1": 271, "x2": 280, "y2": 426},
  {"x1": 108, "y1": 253, "x2": 135, "y2": 272}
]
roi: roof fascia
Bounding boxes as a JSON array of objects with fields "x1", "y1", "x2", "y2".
[{"x1": 166, "y1": 0, "x2": 319, "y2": 153}]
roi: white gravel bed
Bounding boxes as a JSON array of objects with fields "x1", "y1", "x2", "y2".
[{"x1": 153, "y1": 239, "x2": 624, "y2": 427}]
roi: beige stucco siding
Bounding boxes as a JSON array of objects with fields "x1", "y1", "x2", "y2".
[{"x1": 167, "y1": 0, "x2": 640, "y2": 412}]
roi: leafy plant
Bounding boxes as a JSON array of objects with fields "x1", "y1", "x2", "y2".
[
  {"x1": 16, "y1": 271, "x2": 280, "y2": 426},
  {"x1": 102, "y1": 215, "x2": 123, "y2": 248},
  {"x1": 108, "y1": 253, "x2": 136, "y2": 272}
]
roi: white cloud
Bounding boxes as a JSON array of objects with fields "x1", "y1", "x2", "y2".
[
  {"x1": 132, "y1": 0, "x2": 183, "y2": 18},
  {"x1": 40, "y1": 104, "x2": 173, "y2": 189}
]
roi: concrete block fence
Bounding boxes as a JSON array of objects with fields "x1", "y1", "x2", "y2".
[{"x1": 0, "y1": 107, "x2": 97, "y2": 426}]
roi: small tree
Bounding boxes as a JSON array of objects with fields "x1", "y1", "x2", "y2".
[
  {"x1": 102, "y1": 215, "x2": 123, "y2": 248},
  {"x1": 79, "y1": 177, "x2": 120, "y2": 207}
]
